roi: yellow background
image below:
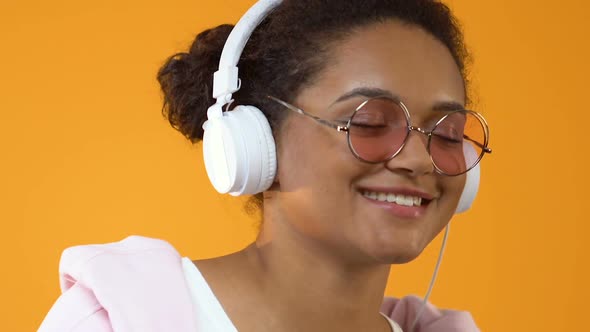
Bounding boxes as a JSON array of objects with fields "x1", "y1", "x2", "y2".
[{"x1": 1, "y1": 0, "x2": 588, "y2": 331}]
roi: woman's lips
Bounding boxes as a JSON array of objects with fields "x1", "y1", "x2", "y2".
[{"x1": 361, "y1": 194, "x2": 428, "y2": 219}]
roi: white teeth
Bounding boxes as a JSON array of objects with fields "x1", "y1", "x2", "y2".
[
  {"x1": 404, "y1": 196, "x2": 414, "y2": 206},
  {"x1": 362, "y1": 191, "x2": 425, "y2": 207},
  {"x1": 386, "y1": 193, "x2": 396, "y2": 203},
  {"x1": 413, "y1": 196, "x2": 422, "y2": 206}
]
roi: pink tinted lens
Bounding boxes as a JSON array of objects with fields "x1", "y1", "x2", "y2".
[
  {"x1": 348, "y1": 98, "x2": 408, "y2": 162},
  {"x1": 431, "y1": 111, "x2": 485, "y2": 175}
]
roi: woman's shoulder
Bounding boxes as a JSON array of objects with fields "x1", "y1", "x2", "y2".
[
  {"x1": 39, "y1": 236, "x2": 198, "y2": 332},
  {"x1": 60, "y1": 235, "x2": 175, "y2": 267},
  {"x1": 381, "y1": 295, "x2": 480, "y2": 332},
  {"x1": 56, "y1": 235, "x2": 181, "y2": 291}
]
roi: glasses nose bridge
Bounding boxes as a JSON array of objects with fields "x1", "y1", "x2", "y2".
[
  {"x1": 407, "y1": 125, "x2": 431, "y2": 142},
  {"x1": 401, "y1": 125, "x2": 432, "y2": 159}
]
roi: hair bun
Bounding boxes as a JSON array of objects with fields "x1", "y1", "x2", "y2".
[{"x1": 158, "y1": 24, "x2": 234, "y2": 142}]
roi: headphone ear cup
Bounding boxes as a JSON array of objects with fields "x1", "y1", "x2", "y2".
[
  {"x1": 202, "y1": 105, "x2": 277, "y2": 196},
  {"x1": 202, "y1": 115, "x2": 236, "y2": 194},
  {"x1": 243, "y1": 105, "x2": 277, "y2": 194},
  {"x1": 455, "y1": 143, "x2": 481, "y2": 214}
]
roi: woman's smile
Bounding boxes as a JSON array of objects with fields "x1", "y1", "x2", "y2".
[{"x1": 359, "y1": 186, "x2": 435, "y2": 219}]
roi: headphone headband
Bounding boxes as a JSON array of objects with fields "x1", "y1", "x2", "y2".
[{"x1": 212, "y1": 0, "x2": 282, "y2": 103}]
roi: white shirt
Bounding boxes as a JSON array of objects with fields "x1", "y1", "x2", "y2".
[{"x1": 182, "y1": 257, "x2": 403, "y2": 332}]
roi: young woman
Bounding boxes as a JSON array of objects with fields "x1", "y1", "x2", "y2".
[{"x1": 39, "y1": 0, "x2": 490, "y2": 331}]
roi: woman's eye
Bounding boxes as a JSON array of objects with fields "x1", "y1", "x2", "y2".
[
  {"x1": 433, "y1": 128, "x2": 463, "y2": 144},
  {"x1": 435, "y1": 124, "x2": 463, "y2": 138},
  {"x1": 350, "y1": 116, "x2": 387, "y2": 127},
  {"x1": 350, "y1": 122, "x2": 387, "y2": 128},
  {"x1": 436, "y1": 134, "x2": 463, "y2": 143}
]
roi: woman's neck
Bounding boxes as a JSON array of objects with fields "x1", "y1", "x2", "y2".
[{"x1": 238, "y1": 207, "x2": 392, "y2": 331}]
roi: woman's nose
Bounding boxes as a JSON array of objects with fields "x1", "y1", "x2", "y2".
[{"x1": 384, "y1": 129, "x2": 434, "y2": 177}]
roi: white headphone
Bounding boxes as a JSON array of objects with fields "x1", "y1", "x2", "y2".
[{"x1": 201, "y1": 0, "x2": 480, "y2": 214}]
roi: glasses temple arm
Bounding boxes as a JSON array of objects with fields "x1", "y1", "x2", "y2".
[
  {"x1": 267, "y1": 96, "x2": 343, "y2": 130},
  {"x1": 463, "y1": 134, "x2": 492, "y2": 154}
]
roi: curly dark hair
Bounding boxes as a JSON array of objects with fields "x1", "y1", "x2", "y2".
[{"x1": 157, "y1": 0, "x2": 471, "y2": 214}]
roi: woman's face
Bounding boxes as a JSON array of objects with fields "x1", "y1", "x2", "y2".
[{"x1": 273, "y1": 20, "x2": 467, "y2": 265}]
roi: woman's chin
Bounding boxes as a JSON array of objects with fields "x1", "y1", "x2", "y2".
[
  {"x1": 388, "y1": 251, "x2": 423, "y2": 264},
  {"x1": 364, "y1": 236, "x2": 429, "y2": 264}
]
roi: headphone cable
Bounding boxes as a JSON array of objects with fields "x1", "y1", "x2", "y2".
[{"x1": 409, "y1": 222, "x2": 451, "y2": 332}]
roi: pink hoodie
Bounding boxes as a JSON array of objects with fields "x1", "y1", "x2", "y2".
[{"x1": 38, "y1": 236, "x2": 479, "y2": 331}]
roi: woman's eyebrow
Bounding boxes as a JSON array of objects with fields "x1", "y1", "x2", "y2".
[
  {"x1": 432, "y1": 101, "x2": 466, "y2": 112},
  {"x1": 331, "y1": 87, "x2": 401, "y2": 105}
]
